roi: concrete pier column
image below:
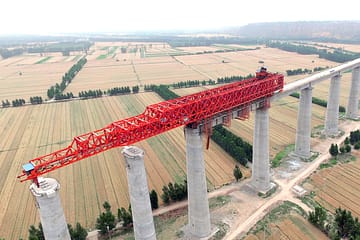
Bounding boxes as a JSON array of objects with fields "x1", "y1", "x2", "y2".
[
  {"x1": 185, "y1": 125, "x2": 211, "y2": 238},
  {"x1": 346, "y1": 67, "x2": 360, "y2": 119},
  {"x1": 251, "y1": 107, "x2": 271, "y2": 193},
  {"x1": 325, "y1": 75, "x2": 341, "y2": 136},
  {"x1": 294, "y1": 86, "x2": 313, "y2": 159},
  {"x1": 122, "y1": 146, "x2": 156, "y2": 240},
  {"x1": 30, "y1": 177, "x2": 70, "y2": 240}
]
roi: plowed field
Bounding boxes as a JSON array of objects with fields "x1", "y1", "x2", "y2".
[
  {"x1": 244, "y1": 213, "x2": 328, "y2": 240},
  {"x1": 304, "y1": 153, "x2": 360, "y2": 218}
]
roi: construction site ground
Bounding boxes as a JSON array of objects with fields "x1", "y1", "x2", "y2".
[{"x1": 88, "y1": 119, "x2": 360, "y2": 240}]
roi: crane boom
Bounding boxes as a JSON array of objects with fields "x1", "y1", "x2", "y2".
[{"x1": 18, "y1": 71, "x2": 284, "y2": 184}]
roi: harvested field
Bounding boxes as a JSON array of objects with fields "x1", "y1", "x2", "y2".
[
  {"x1": 244, "y1": 213, "x2": 327, "y2": 240},
  {"x1": 304, "y1": 153, "x2": 360, "y2": 218},
  {"x1": 1, "y1": 42, "x2": 359, "y2": 239},
  {"x1": 0, "y1": 58, "x2": 77, "y2": 100},
  {"x1": 65, "y1": 45, "x2": 338, "y2": 95},
  {"x1": 312, "y1": 42, "x2": 360, "y2": 53},
  {"x1": 0, "y1": 93, "x2": 245, "y2": 239}
]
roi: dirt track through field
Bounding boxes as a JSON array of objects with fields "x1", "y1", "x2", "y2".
[{"x1": 224, "y1": 119, "x2": 360, "y2": 239}]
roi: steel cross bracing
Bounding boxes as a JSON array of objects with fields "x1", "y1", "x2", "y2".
[{"x1": 18, "y1": 71, "x2": 284, "y2": 184}]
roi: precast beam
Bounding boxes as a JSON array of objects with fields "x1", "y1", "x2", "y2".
[
  {"x1": 271, "y1": 58, "x2": 360, "y2": 102},
  {"x1": 122, "y1": 146, "x2": 156, "y2": 240},
  {"x1": 185, "y1": 126, "x2": 211, "y2": 238},
  {"x1": 294, "y1": 86, "x2": 312, "y2": 159},
  {"x1": 325, "y1": 75, "x2": 341, "y2": 135},
  {"x1": 251, "y1": 107, "x2": 271, "y2": 193},
  {"x1": 347, "y1": 67, "x2": 360, "y2": 119}
]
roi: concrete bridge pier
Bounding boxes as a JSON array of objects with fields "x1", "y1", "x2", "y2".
[
  {"x1": 30, "y1": 178, "x2": 71, "y2": 240},
  {"x1": 294, "y1": 86, "x2": 313, "y2": 159},
  {"x1": 346, "y1": 67, "x2": 360, "y2": 119},
  {"x1": 122, "y1": 146, "x2": 156, "y2": 240},
  {"x1": 185, "y1": 125, "x2": 211, "y2": 238},
  {"x1": 251, "y1": 107, "x2": 271, "y2": 193},
  {"x1": 325, "y1": 75, "x2": 341, "y2": 136}
]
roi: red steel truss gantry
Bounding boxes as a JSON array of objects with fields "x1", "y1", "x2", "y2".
[{"x1": 18, "y1": 70, "x2": 284, "y2": 185}]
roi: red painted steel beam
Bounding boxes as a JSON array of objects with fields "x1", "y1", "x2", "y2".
[{"x1": 18, "y1": 72, "x2": 283, "y2": 183}]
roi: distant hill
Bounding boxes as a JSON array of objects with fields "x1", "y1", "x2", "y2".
[{"x1": 229, "y1": 21, "x2": 360, "y2": 42}]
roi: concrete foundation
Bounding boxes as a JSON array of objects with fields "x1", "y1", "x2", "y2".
[
  {"x1": 325, "y1": 75, "x2": 341, "y2": 136},
  {"x1": 251, "y1": 107, "x2": 271, "y2": 193},
  {"x1": 122, "y1": 146, "x2": 156, "y2": 240},
  {"x1": 346, "y1": 67, "x2": 360, "y2": 119},
  {"x1": 185, "y1": 126, "x2": 211, "y2": 238},
  {"x1": 294, "y1": 87, "x2": 312, "y2": 159},
  {"x1": 30, "y1": 178, "x2": 70, "y2": 240}
]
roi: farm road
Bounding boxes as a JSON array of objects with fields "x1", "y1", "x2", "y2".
[
  {"x1": 87, "y1": 119, "x2": 360, "y2": 240},
  {"x1": 224, "y1": 119, "x2": 360, "y2": 239}
]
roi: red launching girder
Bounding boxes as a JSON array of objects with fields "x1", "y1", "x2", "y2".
[{"x1": 18, "y1": 71, "x2": 284, "y2": 183}]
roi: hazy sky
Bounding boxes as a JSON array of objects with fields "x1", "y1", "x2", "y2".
[{"x1": 1, "y1": 0, "x2": 359, "y2": 35}]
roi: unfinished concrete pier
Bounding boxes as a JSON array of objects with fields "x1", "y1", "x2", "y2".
[
  {"x1": 122, "y1": 146, "x2": 156, "y2": 240},
  {"x1": 294, "y1": 86, "x2": 312, "y2": 159},
  {"x1": 347, "y1": 67, "x2": 360, "y2": 119},
  {"x1": 251, "y1": 107, "x2": 271, "y2": 193},
  {"x1": 185, "y1": 125, "x2": 211, "y2": 238},
  {"x1": 30, "y1": 177, "x2": 70, "y2": 240},
  {"x1": 325, "y1": 75, "x2": 341, "y2": 136}
]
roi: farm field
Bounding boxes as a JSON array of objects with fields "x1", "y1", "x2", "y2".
[
  {"x1": 1, "y1": 41, "x2": 360, "y2": 239},
  {"x1": 67, "y1": 43, "x2": 338, "y2": 95},
  {"x1": 1, "y1": 42, "x2": 340, "y2": 102},
  {"x1": 0, "y1": 93, "x2": 246, "y2": 239},
  {"x1": 0, "y1": 55, "x2": 83, "y2": 100},
  {"x1": 312, "y1": 42, "x2": 360, "y2": 53},
  {"x1": 244, "y1": 213, "x2": 328, "y2": 240},
  {"x1": 303, "y1": 152, "x2": 360, "y2": 218}
]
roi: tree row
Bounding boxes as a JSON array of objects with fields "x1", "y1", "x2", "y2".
[
  {"x1": 47, "y1": 57, "x2": 87, "y2": 99},
  {"x1": 286, "y1": 66, "x2": 330, "y2": 76},
  {"x1": 290, "y1": 92, "x2": 346, "y2": 113},
  {"x1": 2, "y1": 96, "x2": 43, "y2": 108},
  {"x1": 211, "y1": 125, "x2": 252, "y2": 166},
  {"x1": 267, "y1": 41, "x2": 360, "y2": 63}
]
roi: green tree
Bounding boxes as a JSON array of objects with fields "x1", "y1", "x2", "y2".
[
  {"x1": 117, "y1": 205, "x2": 133, "y2": 227},
  {"x1": 95, "y1": 201, "x2": 116, "y2": 235},
  {"x1": 161, "y1": 185, "x2": 170, "y2": 204},
  {"x1": 344, "y1": 137, "x2": 350, "y2": 145},
  {"x1": 150, "y1": 189, "x2": 159, "y2": 209},
  {"x1": 340, "y1": 146, "x2": 346, "y2": 154},
  {"x1": 233, "y1": 165, "x2": 242, "y2": 182},
  {"x1": 308, "y1": 206, "x2": 327, "y2": 230},
  {"x1": 329, "y1": 143, "x2": 339, "y2": 157},
  {"x1": 345, "y1": 144, "x2": 352, "y2": 153},
  {"x1": 68, "y1": 222, "x2": 88, "y2": 240},
  {"x1": 28, "y1": 223, "x2": 44, "y2": 240},
  {"x1": 335, "y1": 208, "x2": 354, "y2": 239}
]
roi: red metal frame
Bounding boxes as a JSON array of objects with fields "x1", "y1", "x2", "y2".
[{"x1": 18, "y1": 72, "x2": 284, "y2": 183}]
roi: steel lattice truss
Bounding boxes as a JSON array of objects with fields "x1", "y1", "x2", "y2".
[{"x1": 18, "y1": 71, "x2": 284, "y2": 184}]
